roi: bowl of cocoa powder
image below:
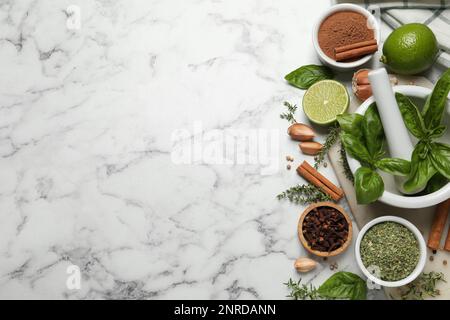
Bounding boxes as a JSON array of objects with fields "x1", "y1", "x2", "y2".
[{"x1": 312, "y1": 3, "x2": 380, "y2": 70}]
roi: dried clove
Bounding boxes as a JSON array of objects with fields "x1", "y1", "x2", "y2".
[{"x1": 302, "y1": 206, "x2": 349, "y2": 252}]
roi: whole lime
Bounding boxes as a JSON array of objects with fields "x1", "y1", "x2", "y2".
[{"x1": 380, "y1": 23, "x2": 438, "y2": 75}]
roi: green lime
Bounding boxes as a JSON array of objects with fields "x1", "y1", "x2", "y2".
[
  {"x1": 381, "y1": 23, "x2": 438, "y2": 75},
  {"x1": 302, "y1": 80, "x2": 349, "y2": 125}
]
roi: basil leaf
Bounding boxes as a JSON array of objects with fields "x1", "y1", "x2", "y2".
[
  {"x1": 427, "y1": 125, "x2": 446, "y2": 139},
  {"x1": 423, "y1": 68, "x2": 450, "y2": 129},
  {"x1": 284, "y1": 65, "x2": 334, "y2": 89},
  {"x1": 426, "y1": 173, "x2": 449, "y2": 194},
  {"x1": 421, "y1": 93, "x2": 432, "y2": 118},
  {"x1": 362, "y1": 103, "x2": 385, "y2": 159},
  {"x1": 355, "y1": 167, "x2": 384, "y2": 204},
  {"x1": 318, "y1": 272, "x2": 367, "y2": 300},
  {"x1": 340, "y1": 132, "x2": 372, "y2": 165},
  {"x1": 375, "y1": 158, "x2": 411, "y2": 176},
  {"x1": 430, "y1": 142, "x2": 450, "y2": 179},
  {"x1": 404, "y1": 142, "x2": 437, "y2": 193},
  {"x1": 337, "y1": 113, "x2": 364, "y2": 139},
  {"x1": 395, "y1": 92, "x2": 427, "y2": 139}
]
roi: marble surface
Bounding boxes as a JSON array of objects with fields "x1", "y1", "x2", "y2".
[{"x1": 0, "y1": 0, "x2": 387, "y2": 299}]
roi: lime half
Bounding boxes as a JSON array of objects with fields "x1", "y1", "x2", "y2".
[{"x1": 302, "y1": 80, "x2": 349, "y2": 125}]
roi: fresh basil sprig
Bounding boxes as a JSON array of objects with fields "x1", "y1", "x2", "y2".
[
  {"x1": 354, "y1": 167, "x2": 384, "y2": 205},
  {"x1": 286, "y1": 271, "x2": 367, "y2": 300},
  {"x1": 422, "y1": 67, "x2": 450, "y2": 129},
  {"x1": 375, "y1": 158, "x2": 411, "y2": 176},
  {"x1": 340, "y1": 132, "x2": 372, "y2": 166},
  {"x1": 396, "y1": 68, "x2": 450, "y2": 193},
  {"x1": 426, "y1": 173, "x2": 449, "y2": 194},
  {"x1": 362, "y1": 105, "x2": 385, "y2": 158},
  {"x1": 430, "y1": 143, "x2": 450, "y2": 178},
  {"x1": 284, "y1": 65, "x2": 334, "y2": 89},
  {"x1": 396, "y1": 93, "x2": 427, "y2": 139},
  {"x1": 336, "y1": 113, "x2": 364, "y2": 138},
  {"x1": 337, "y1": 104, "x2": 410, "y2": 204},
  {"x1": 317, "y1": 271, "x2": 367, "y2": 300},
  {"x1": 403, "y1": 141, "x2": 437, "y2": 192}
]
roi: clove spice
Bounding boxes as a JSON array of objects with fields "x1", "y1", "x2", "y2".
[{"x1": 302, "y1": 206, "x2": 349, "y2": 252}]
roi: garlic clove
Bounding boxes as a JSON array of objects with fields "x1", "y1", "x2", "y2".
[
  {"x1": 353, "y1": 69, "x2": 370, "y2": 85},
  {"x1": 299, "y1": 141, "x2": 323, "y2": 156},
  {"x1": 352, "y1": 69, "x2": 372, "y2": 101},
  {"x1": 352, "y1": 69, "x2": 398, "y2": 102},
  {"x1": 287, "y1": 123, "x2": 315, "y2": 141},
  {"x1": 354, "y1": 84, "x2": 372, "y2": 102},
  {"x1": 294, "y1": 257, "x2": 317, "y2": 273}
]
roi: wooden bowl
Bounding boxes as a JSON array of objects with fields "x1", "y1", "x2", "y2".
[{"x1": 298, "y1": 201, "x2": 353, "y2": 257}]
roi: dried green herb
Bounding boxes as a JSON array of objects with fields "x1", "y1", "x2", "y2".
[
  {"x1": 397, "y1": 271, "x2": 446, "y2": 300},
  {"x1": 314, "y1": 126, "x2": 341, "y2": 169},
  {"x1": 360, "y1": 222, "x2": 420, "y2": 281},
  {"x1": 280, "y1": 101, "x2": 298, "y2": 124},
  {"x1": 277, "y1": 183, "x2": 331, "y2": 205}
]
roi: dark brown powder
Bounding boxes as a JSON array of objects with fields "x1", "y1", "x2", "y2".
[{"x1": 318, "y1": 11, "x2": 374, "y2": 59}]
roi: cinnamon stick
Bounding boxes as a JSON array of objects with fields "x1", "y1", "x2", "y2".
[
  {"x1": 301, "y1": 161, "x2": 344, "y2": 198},
  {"x1": 335, "y1": 44, "x2": 378, "y2": 62},
  {"x1": 445, "y1": 225, "x2": 450, "y2": 252},
  {"x1": 335, "y1": 39, "x2": 377, "y2": 54},
  {"x1": 296, "y1": 161, "x2": 343, "y2": 201},
  {"x1": 427, "y1": 199, "x2": 450, "y2": 251},
  {"x1": 297, "y1": 165, "x2": 341, "y2": 201}
]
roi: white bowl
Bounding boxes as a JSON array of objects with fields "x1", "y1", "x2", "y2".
[
  {"x1": 347, "y1": 85, "x2": 450, "y2": 208},
  {"x1": 312, "y1": 3, "x2": 380, "y2": 71},
  {"x1": 355, "y1": 216, "x2": 426, "y2": 287}
]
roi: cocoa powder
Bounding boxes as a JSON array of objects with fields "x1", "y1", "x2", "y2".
[{"x1": 318, "y1": 11, "x2": 374, "y2": 60}]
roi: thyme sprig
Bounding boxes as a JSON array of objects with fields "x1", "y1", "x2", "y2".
[
  {"x1": 285, "y1": 278, "x2": 320, "y2": 300},
  {"x1": 277, "y1": 183, "x2": 332, "y2": 205},
  {"x1": 398, "y1": 272, "x2": 446, "y2": 300},
  {"x1": 280, "y1": 101, "x2": 298, "y2": 124},
  {"x1": 314, "y1": 126, "x2": 340, "y2": 169},
  {"x1": 339, "y1": 142, "x2": 354, "y2": 183}
]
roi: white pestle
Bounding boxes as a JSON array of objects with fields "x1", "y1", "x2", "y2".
[{"x1": 368, "y1": 68, "x2": 422, "y2": 194}]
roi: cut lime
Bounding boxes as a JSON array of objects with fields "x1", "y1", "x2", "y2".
[{"x1": 302, "y1": 80, "x2": 349, "y2": 125}]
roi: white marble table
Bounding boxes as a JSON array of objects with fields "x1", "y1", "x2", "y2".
[{"x1": 0, "y1": 0, "x2": 385, "y2": 299}]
